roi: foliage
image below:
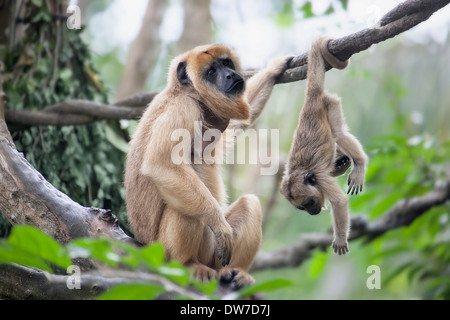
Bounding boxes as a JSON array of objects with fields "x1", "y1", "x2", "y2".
[
  {"x1": 256, "y1": 129, "x2": 450, "y2": 300},
  {"x1": 1, "y1": 2, "x2": 127, "y2": 236},
  {"x1": 273, "y1": 0, "x2": 349, "y2": 27},
  {"x1": 359, "y1": 132, "x2": 450, "y2": 299},
  {"x1": 0, "y1": 225, "x2": 291, "y2": 300}
]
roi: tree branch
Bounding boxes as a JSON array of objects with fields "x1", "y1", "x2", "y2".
[
  {"x1": 0, "y1": 264, "x2": 207, "y2": 300},
  {"x1": 0, "y1": 132, "x2": 139, "y2": 245},
  {"x1": 251, "y1": 180, "x2": 450, "y2": 271},
  {"x1": 4, "y1": 0, "x2": 449, "y2": 128}
]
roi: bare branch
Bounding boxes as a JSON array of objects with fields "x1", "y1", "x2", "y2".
[{"x1": 0, "y1": 264, "x2": 207, "y2": 300}]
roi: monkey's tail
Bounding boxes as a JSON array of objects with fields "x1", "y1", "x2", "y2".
[
  {"x1": 306, "y1": 36, "x2": 349, "y2": 96},
  {"x1": 320, "y1": 38, "x2": 349, "y2": 70},
  {"x1": 306, "y1": 36, "x2": 327, "y2": 95}
]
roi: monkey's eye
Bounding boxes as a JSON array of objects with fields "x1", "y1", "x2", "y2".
[
  {"x1": 207, "y1": 67, "x2": 216, "y2": 76},
  {"x1": 222, "y1": 58, "x2": 235, "y2": 70},
  {"x1": 304, "y1": 173, "x2": 316, "y2": 186}
]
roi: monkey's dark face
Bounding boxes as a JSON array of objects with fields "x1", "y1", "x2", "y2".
[
  {"x1": 176, "y1": 57, "x2": 244, "y2": 96},
  {"x1": 204, "y1": 58, "x2": 244, "y2": 96},
  {"x1": 174, "y1": 44, "x2": 250, "y2": 121},
  {"x1": 280, "y1": 171, "x2": 325, "y2": 216}
]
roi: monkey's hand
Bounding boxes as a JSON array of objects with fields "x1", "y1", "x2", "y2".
[
  {"x1": 211, "y1": 218, "x2": 233, "y2": 266},
  {"x1": 332, "y1": 236, "x2": 349, "y2": 255},
  {"x1": 347, "y1": 165, "x2": 365, "y2": 195},
  {"x1": 265, "y1": 55, "x2": 294, "y2": 80}
]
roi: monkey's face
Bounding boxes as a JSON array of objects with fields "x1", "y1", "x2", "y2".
[
  {"x1": 174, "y1": 44, "x2": 250, "y2": 121},
  {"x1": 280, "y1": 171, "x2": 325, "y2": 216},
  {"x1": 202, "y1": 56, "x2": 244, "y2": 96}
]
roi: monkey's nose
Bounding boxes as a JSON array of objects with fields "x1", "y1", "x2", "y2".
[{"x1": 302, "y1": 197, "x2": 317, "y2": 208}]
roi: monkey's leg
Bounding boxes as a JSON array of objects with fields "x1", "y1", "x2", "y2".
[
  {"x1": 325, "y1": 95, "x2": 367, "y2": 194},
  {"x1": 159, "y1": 208, "x2": 216, "y2": 281},
  {"x1": 321, "y1": 177, "x2": 350, "y2": 255},
  {"x1": 215, "y1": 194, "x2": 262, "y2": 289}
]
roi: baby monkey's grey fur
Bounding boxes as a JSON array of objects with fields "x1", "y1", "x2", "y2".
[{"x1": 280, "y1": 36, "x2": 368, "y2": 255}]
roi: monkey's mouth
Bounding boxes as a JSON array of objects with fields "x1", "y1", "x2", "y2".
[
  {"x1": 307, "y1": 207, "x2": 321, "y2": 215},
  {"x1": 226, "y1": 79, "x2": 244, "y2": 94},
  {"x1": 297, "y1": 205, "x2": 321, "y2": 216}
]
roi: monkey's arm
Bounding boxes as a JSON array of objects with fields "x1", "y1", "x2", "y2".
[
  {"x1": 320, "y1": 176, "x2": 350, "y2": 255},
  {"x1": 229, "y1": 56, "x2": 293, "y2": 131}
]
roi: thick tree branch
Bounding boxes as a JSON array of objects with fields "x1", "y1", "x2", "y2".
[
  {"x1": 251, "y1": 180, "x2": 450, "y2": 271},
  {"x1": 0, "y1": 264, "x2": 207, "y2": 300},
  {"x1": 4, "y1": 0, "x2": 449, "y2": 128},
  {"x1": 0, "y1": 132, "x2": 139, "y2": 245}
]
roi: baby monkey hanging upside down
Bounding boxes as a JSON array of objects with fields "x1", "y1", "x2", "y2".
[{"x1": 280, "y1": 36, "x2": 368, "y2": 255}]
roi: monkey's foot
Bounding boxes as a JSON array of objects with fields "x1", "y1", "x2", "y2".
[
  {"x1": 219, "y1": 267, "x2": 254, "y2": 291},
  {"x1": 331, "y1": 155, "x2": 351, "y2": 177},
  {"x1": 332, "y1": 237, "x2": 349, "y2": 255},
  {"x1": 191, "y1": 263, "x2": 217, "y2": 283},
  {"x1": 347, "y1": 167, "x2": 365, "y2": 195}
]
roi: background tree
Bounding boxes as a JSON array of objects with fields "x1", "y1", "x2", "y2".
[{"x1": 0, "y1": 0, "x2": 450, "y2": 300}]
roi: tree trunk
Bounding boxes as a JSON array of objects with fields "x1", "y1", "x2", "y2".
[
  {"x1": 177, "y1": 0, "x2": 212, "y2": 54},
  {"x1": 116, "y1": 0, "x2": 168, "y2": 101}
]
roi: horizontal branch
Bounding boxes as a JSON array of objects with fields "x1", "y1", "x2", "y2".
[
  {"x1": 5, "y1": 93, "x2": 157, "y2": 129},
  {"x1": 0, "y1": 264, "x2": 207, "y2": 300},
  {"x1": 251, "y1": 180, "x2": 450, "y2": 271},
  {"x1": 4, "y1": 0, "x2": 449, "y2": 128}
]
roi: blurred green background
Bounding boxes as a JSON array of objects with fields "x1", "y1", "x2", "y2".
[{"x1": 1, "y1": 0, "x2": 449, "y2": 299}]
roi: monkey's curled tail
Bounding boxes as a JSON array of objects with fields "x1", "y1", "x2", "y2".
[{"x1": 306, "y1": 36, "x2": 349, "y2": 96}]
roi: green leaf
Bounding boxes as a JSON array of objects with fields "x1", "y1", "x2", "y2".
[
  {"x1": 67, "y1": 238, "x2": 120, "y2": 267},
  {"x1": 140, "y1": 242, "x2": 165, "y2": 269},
  {"x1": 157, "y1": 261, "x2": 190, "y2": 286},
  {"x1": 383, "y1": 262, "x2": 412, "y2": 285},
  {"x1": 31, "y1": 9, "x2": 52, "y2": 23},
  {"x1": 238, "y1": 278, "x2": 292, "y2": 298},
  {"x1": 2, "y1": 225, "x2": 71, "y2": 270},
  {"x1": 192, "y1": 278, "x2": 218, "y2": 296},
  {"x1": 300, "y1": 2, "x2": 314, "y2": 18},
  {"x1": 97, "y1": 283, "x2": 165, "y2": 300},
  {"x1": 276, "y1": 2, "x2": 295, "y2": 27},
  {"x1": 0, "y1": 246, "x2": 52, "y2": 272},
  {"x1": 104, "y1": 124, "x2": 129, "y2": 153},
  {"x1": 324, "y1": 5, "x2": 334, "y2": 15},
  {"x1": 370, "y1": 193, "x2": 402, "y2": 218},
  {"x1": 31, "y1": 0, "x2": 43, "y2": 6},
  {"x1": 339, "y1": 0, "x2": 349, "y2": 10},
  {"x1": 308, "y1": 251, "x2": 328, "y2": 279}
]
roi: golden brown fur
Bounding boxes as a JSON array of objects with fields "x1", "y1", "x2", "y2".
[
  {"x1": 125, "y1": 44, "x2": 291, "y2": 287},
  {"x1": 280, "y1": 36, "x2": 368, "y2": 255}
]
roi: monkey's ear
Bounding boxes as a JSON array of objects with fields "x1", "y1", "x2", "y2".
[{"x1": 177, "y1": 61, "x2": 191, "y2": 85}]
